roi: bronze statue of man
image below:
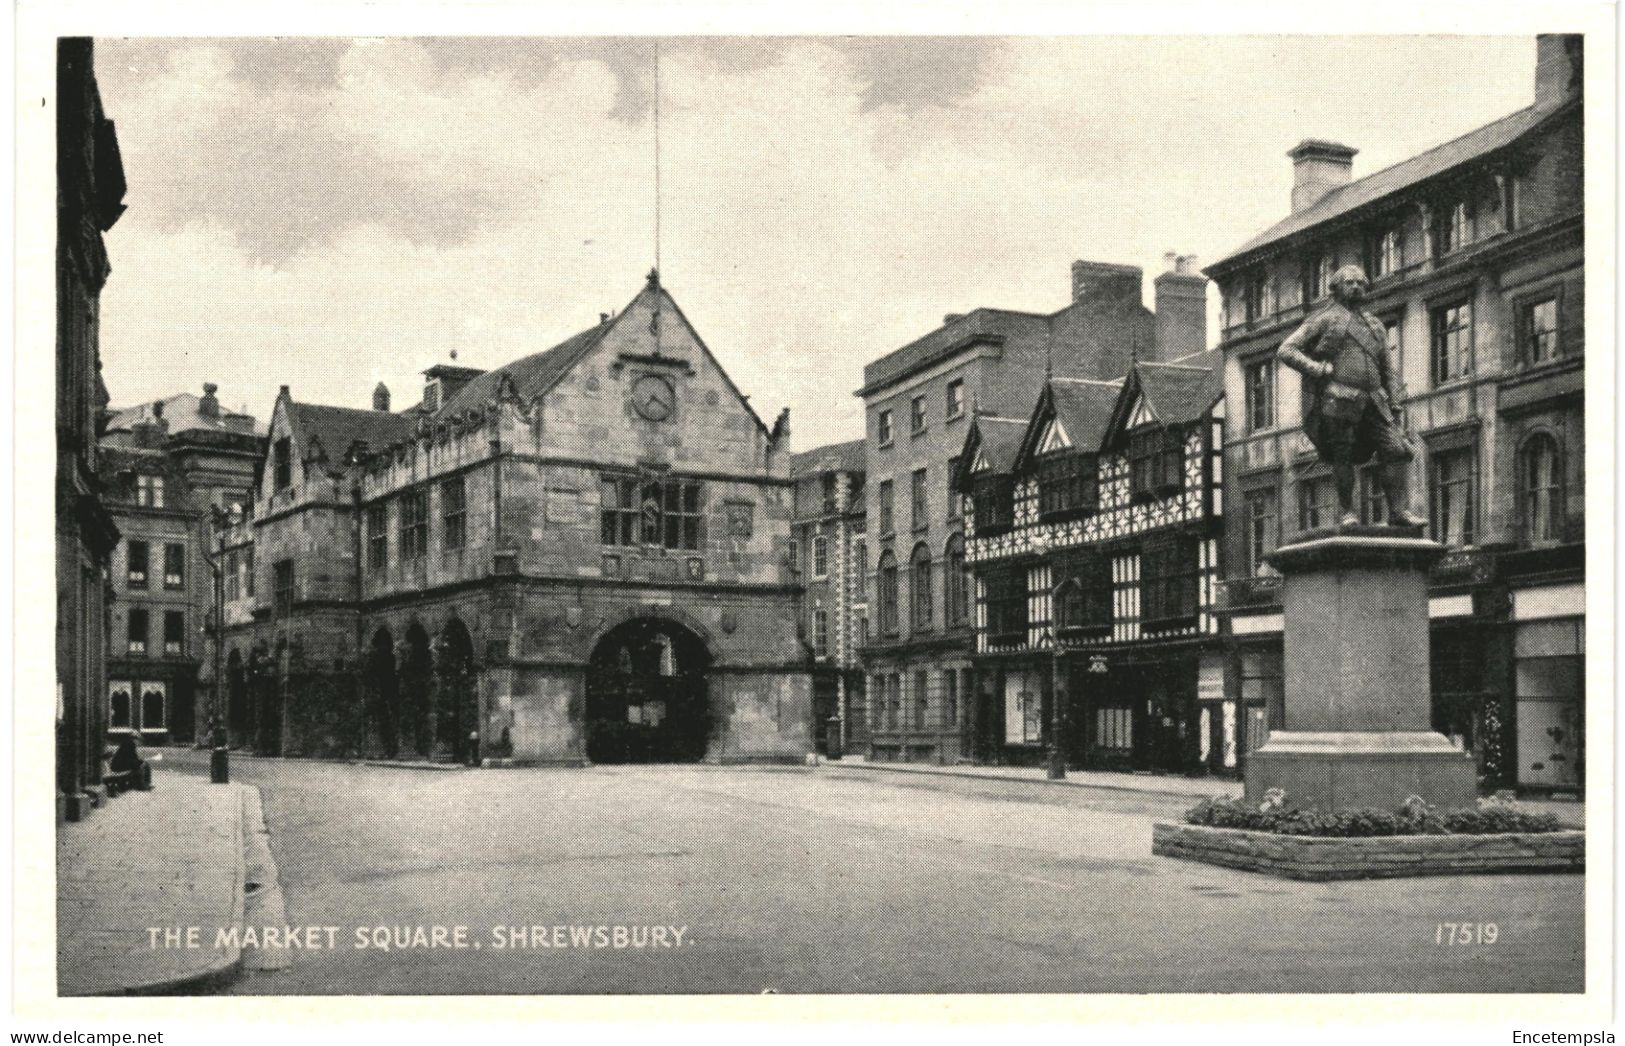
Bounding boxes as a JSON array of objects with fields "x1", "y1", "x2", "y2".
[{"x1": 1276, "y1": 264, "x2": 1427, "y2": 528}]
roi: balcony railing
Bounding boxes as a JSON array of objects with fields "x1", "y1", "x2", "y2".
[
  {"x1": 1429, "y1": 548, "x2": 1497, "y2": 587},
  {"x1": 1219, "y1": 574, "x2": 1282, "y2": 610}
]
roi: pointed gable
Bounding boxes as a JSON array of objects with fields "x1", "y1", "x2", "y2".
[
  {"x1": 1102, "y1": 352, "x2": 1222, "y2": 448},
  {"x1": 1037, "y1": 417, "x2": 1072, "y2": 454}
]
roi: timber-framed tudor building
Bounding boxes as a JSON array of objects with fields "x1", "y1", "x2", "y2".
[
  {"x1": 956, "y1": 348, "x2": 1228, "y2": 774},
  {"x1": 1205, "y1": 34, "x2": 1585, "y2": 793},
  {"x1": 214, "y1": 275, "x2": 813, "y2": 767}
]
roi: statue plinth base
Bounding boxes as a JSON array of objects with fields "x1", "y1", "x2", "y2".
[{"x1": 1243, "y1": 527, "x2": 1477, "y2": 812}]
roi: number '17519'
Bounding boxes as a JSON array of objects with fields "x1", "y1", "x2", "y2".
[{"x1": 1436, "y1": 922, "x2": 1498, "y2": 944}]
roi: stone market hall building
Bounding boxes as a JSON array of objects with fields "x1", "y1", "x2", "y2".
[{"x1": 218, "y1": 275, "x2": 811, "y2": 766}]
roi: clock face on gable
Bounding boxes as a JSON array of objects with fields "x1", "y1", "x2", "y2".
[{"x1": 632, "y1": 374, "x2": 675, "y2": 422}]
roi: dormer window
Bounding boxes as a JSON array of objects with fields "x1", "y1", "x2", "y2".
[
  {"x1": 1129, "y1": 425, "x2": 1185, "y2": 500},
  {"x1": 1037, "y1": 452, "x2": 1098, "y2": 521},
  {"x1": 971, "y1": 473, "x2": 1014, "y2": 534},
  {"x1": 136, "y1": 474, "x2": 165, "y2": 508}
]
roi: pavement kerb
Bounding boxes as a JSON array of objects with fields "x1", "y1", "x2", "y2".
[
  {"x1": 113, "y1": 783, "x2": 248, "y2": 996},
  {"x1": 831, "y1": 760, "x2": 1233, "y2": 800},
  {"x1": 196, "y1": 750, "x2": 467, "y2": 772}
]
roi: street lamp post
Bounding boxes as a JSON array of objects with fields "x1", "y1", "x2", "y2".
[
  {"x1": 205, "y1": 508, "x2": 229, "y2": 784},
  {"x1": 1041, "y1": 623, "x2": 1065, "y2": 781},
  {"x1": 1047, "y1": 647, "x2": 1066, "y2": 780}
]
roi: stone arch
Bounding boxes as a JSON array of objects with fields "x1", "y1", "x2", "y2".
[
  {"x1": 435, "y1": 617, "x2": 480, "y2": 763},
  {"x1": 364, "y1": 626, "x2": 400, "y2": 759},
  {"x1": 584, "y1": 616, "x2": 714, "y2": 764},
  {"x1": 400, "y1": 621, "x2": 434, "y2": 758},
  {"x1": 581, "y1": 602, "x2": 723, "y2": 667}
]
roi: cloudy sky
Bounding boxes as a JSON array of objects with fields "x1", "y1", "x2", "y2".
[{"x1": 92, "y1": 35, "x2": 1536, "y2": 448}]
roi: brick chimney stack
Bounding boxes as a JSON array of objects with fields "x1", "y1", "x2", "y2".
[
  {"x1": 1535, "y1": 34, "x2": 1583, "y2": 106},
  {"x1": 1287, "y1": 139, "x2": 1357, "y2": 214},
  {"x1": 373, "y1": 381, "x2": 391, "y2": 412},
  {"x1": 1153, "y1": 254, "x2": 1208, "y2": 362},
  {"x1": 1071, "y1": 260, "x2": 1143, "y2": 306}
]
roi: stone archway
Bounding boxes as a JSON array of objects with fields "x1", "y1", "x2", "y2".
[
  {"x1": 585, "y1": 617, "x2": 713, "y2": 764},
  {"x1": 400, "y1": 622, "x2": 434, "y2": 758},
  {"x1": 364, "y1": 627, "x2": 399, "y2": 759},
  {"x1": 435, "y1": 618, "x2": 479, "y2": 764}
]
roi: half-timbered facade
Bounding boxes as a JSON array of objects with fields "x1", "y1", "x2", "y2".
[{"x1": 959, "y1": 352, "x2": 1230, "y2": 774}]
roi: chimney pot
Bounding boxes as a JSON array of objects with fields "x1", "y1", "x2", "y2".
[
  {"x1": 152, "y1": 400, "x2": 164, "y2": 419},
  {"x1": 199, "y1": 383, "x2": 220, "y2": 417},
  {"x1": 1163, "y1": 251, "x2": 1178, "y2": 272},
  {"x1": 373, "y1": 382, "x2": 391, "y2": 413},
  {"x1": 600, "y1": 312, "x2": 610, "y2": 325},
  {"x1": 1287, "y1": 139, "x2": 1357, "y2": 214}
]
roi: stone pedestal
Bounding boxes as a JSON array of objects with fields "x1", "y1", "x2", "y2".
[{"x1": 1244, "y1": 527, "x2": 1477, "y2": 812}]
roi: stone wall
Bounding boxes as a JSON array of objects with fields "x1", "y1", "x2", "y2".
[{"x1": 1152, "y1": 822, "x2": 1584, "y2": 880}]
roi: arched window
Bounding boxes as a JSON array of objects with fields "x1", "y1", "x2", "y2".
[
  {"x1": 877, "y1": 551, "x2": 899, "y2": 636},
  {"x1": 911, "y1": 543, "x2": 934, "y2": 630},
  {"x1": 1520, "y1": 433, "x2": 1565, "y2": 545},
  {"x1": 944, "y1": 534, "x2": 968, "y2": 626}
]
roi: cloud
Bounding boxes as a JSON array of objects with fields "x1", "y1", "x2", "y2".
[
  {"x1": 826, "y1": 36, "x2": 1010, "y2": 112},
  {"x1": 91, "y1": 35, "x2": 1538, "y2": 452}
]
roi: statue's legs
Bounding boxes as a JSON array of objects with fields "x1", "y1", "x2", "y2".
[
  {"x1": 1332, "y1": 462, "x2": 1360, "y2": 528},
  {"x1": 1379, "y1": 459, "x2": 1428, "y2": 527},
  {"x1": 1372, "y1": 415, "x2": 1428, "y2": 528}
]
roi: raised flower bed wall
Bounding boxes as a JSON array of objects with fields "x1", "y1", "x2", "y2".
[{"x1": 1152, "y1": 822, "x2": 1584, "y2": 881}]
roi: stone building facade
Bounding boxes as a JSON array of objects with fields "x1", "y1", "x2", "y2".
[
  {"x1": 1206, "y1": 35, "x2": 1585, "y2": 793},
  {"x1": 56, "y1": 38, "x2": 126, "y2": 820},
  {"x1": 98, "y1": 387, "x2": 262, "y2": 747},
  {"x1": 790, "y1": 439, "x2": 866, "y2": 754},
  {"x1": 219, "y1": 275, "x2": 812, "y2": 766},
  {"x1": 856, "y1": 258, "x2": 1207, "y2": 764}
]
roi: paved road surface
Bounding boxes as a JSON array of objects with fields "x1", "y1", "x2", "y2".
[{"x1": 161, "y1": 751, "x2": 1584, "y2": 994}]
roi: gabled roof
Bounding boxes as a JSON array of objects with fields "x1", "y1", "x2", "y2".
[
  {"x1": 287, "y1": 401, "x2": 414, "y2": 464},
  {"x1": 791, "y1": 438, "x2": 865, "y2": 478},
  {"x1": 433, "y1": 279, "x2": 769, "y2": 436},
  {"x1": 1103, "y1": 350, "x2": 1223, "y2": 445},
  {"x1": 1011, "y1": 378, "x2": 1123, "y2": 472},
  {"x1": 956, "y1": 412, "x2": 1028, "y2": 486},
  {"x1": 437, "y1": 323, "x2": 610, "y2": 418},
  {"x1": 1211, "y1": 98, "x2": 1576, "y2": 272}
]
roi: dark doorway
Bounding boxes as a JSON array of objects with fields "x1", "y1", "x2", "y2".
[
  {"x1": 255, "y1": 643, "x2": 284, "y2": 756},
  {"x1": 585, "y1": 618, "x2": 712, "y2": 764},
  {"x1": 402, "y1": 623, "x2": 433, "y2": 758},
  {"x1": 227, "y1": 649, "x2": 248, "y2": 746},
  {"x1": 437, "y1": 618, "x2": 478, "y2": 763},
  {"x1": 364, "y1": 628, "x2": 400, "y2": 759}
]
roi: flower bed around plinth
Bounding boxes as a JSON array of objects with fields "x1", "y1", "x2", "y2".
[{"x1": 1151, "y1": 793, "x2": 1583, "y2": 880}]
